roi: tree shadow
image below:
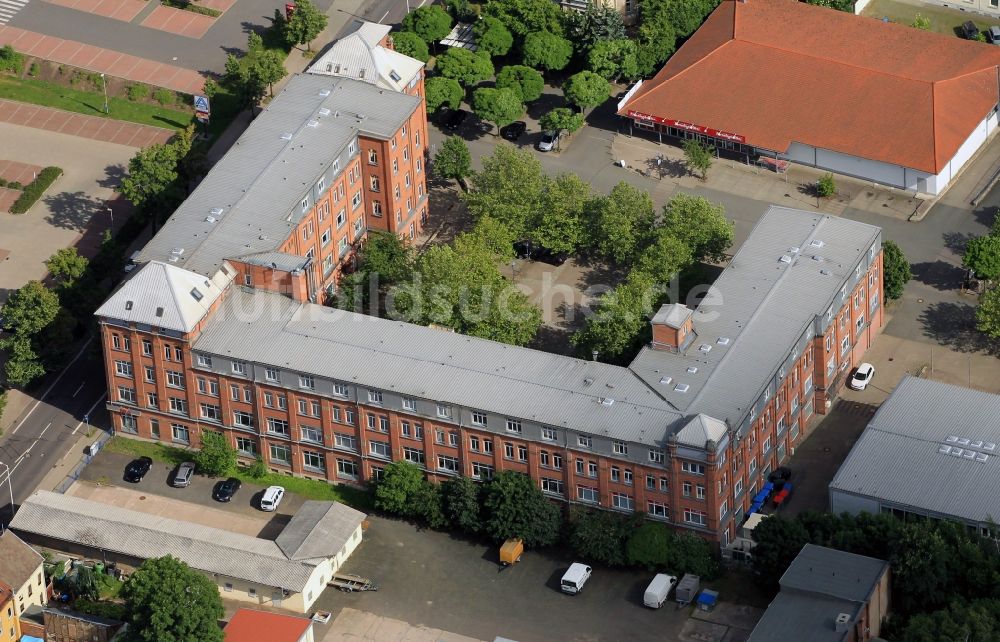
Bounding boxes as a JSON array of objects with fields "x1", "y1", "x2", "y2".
[
  {"x1": 97, "y1": 164, "x2": 128, "y2": 190},
  {"x1": 910, "y1": 261, "x2": 964, "y2": 291},
  {"x1": 529, "y1": 324, "x2": 574, "y2": 356},
  {"x1": 525, "y1": 91, "x2": 566, "y2": 121},
  {"x1": 640, "y1": 155, "x2": 687, "y2": 179},
  {"x1": 972, "y1": 204, "x2": 998, "y2": 229},
  {"x1": 42, "y1": 190, "x2": 104, "y2": 232},
  {"x1": 919, "y1": 301, "x2": 1000, "y2": 356},
  {"x1": 573, "y1": 255, "x2": 628, "y2": 290},
  {"x1": 942, "y1": 231, "x2": 975, "y2": 255}
]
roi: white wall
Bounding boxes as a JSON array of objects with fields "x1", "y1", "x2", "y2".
[
  {"x1": 928, "y1": 109, "x2": 997, "y2": 195},
  {"x1": 853, "y1": 0, "x2": 873, "y2": 14},
  {"x1": 13, "y1": 564, "x2": 46, "y2": 617}
]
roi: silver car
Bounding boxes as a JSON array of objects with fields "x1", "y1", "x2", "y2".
[
  {"x1": 172, "y1": 461, "x2": 196, "y2": 488},
  {"x1": 537, "y1": 130, "x2": 559, "y2": 152}
]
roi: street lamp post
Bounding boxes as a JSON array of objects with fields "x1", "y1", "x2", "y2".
[
  {"x1": 101, "y1": 73, "x2": 109, "y2": 115},
  {"x1": 107, "y1": 207, "x2": 114, "y2": 229},
  {"x1": 0, "y1": 461, "x2": 13, "y2": 534}
]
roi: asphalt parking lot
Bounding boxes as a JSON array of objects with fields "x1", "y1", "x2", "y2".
[{"x1": 79, "y1": 449, "x2": 302, "y2": 537}]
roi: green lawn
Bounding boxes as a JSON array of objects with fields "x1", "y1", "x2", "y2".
[
  {"x1": 0, "y1": 76, "x2": 194, "y2": 130},
  {"x1": 862, "y1": 0, "x2": 999, "y2": 36},
  {"x1": 103, "y1": 436, "x2": 373, "y2": 510}
]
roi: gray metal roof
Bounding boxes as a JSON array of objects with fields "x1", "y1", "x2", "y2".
[
  {"x1": 237, "y1": 252, "x2": 311, "y2": 272},
  {"x1": 651, "y1": 302, "x2": 692, "y2": 330},
  {"x1": 194, "y1": 288, "x2": 687, "y2": 446},
  {"x1": 309, "y1": 20, "x2": 425, "y2": 91},
  {"x1": 630, "y1": 206, "x2": 880, "y2": 426},
  {"x1": 138, "y1": 74, "x2": 419, "y2": 277},
  {"x1": 747, "y1": 591, "x2": 858, "y2": 642},
  {"x1": 780, "y1": 544, "x2": 887, "y2": 603},
  {"x1": 10, "y1": 491, "x2": 362, "y2": 592},
  {"x1": 830, "y1": 376, "x2": 1000, "y2": 525},
  {"x1": 276, "y1": 500, "x2": 365, "y2": 561}
]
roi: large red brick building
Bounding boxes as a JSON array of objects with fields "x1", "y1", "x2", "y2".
[{"x1": 98, "y1": 195, "x2": 883, "y2": 547}]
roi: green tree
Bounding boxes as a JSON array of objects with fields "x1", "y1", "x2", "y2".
[
  {"x1": 224, "y1": 32, "x2": 287, "y2": 105},
  {"x1": 483, "y1": 0, "x2": 563, "y2": 37},
  {"x1": 194, "y1": 431, "x2": 237, "y2": 477},
  {"x1": 532, "y1": 173, "x2": 589, "y2": 253},
  {"x1": 539, "y1": 107, "x2": 585, "y2": 136},
  {"x1": 587, "y1": 39, "x2": 639, "y2": 82},
  {"x1": 120, "y1": 556, "x2": 224, "y2": 642},
  {"x1": 562, "y1": 71, "x2": 610, "y2": 113},
  {"x1": 882, "y1": 240, "x2": 911, "y2": 301},
  {"x1": 665, "y1": 531, "x2": 720, "y2": 579},
  {"x1": 401, "y1": 5, "x2": 454, "y2": 47},
  {"x1": 37, "y1": 307, "x2": 78, "y2": 370},
  {"x1": 284, "y1": 0, "x2": 328, "y2": 51},
  {"x1": 750, "y1": 516, "x2": 811, "y2": 590},
  {"x1": 73, "y1": 566, "x2": 100, "y2": 600},
  {"x1": 3, "y1": 336, "x2": 46, "y2": 388},
  {"x1": 563, "y1": 3, "x2": 626, "y2": 55},
  {"x1": 633, "y1": 229, "x2": 694, "y2": 285},
  {"x1": 120, "y1": 142, "x2": 181, "y2": 212},
  {"x1": 361, "y1": 230, "x2": 414, "y2": 286},
  {"x1": 521, "y1": 31, "x2": 573, "y2": 72},
  {"x1": 392, "y1": 31, "x2": 430, "y2": 62},
  {"x1": 571, "y1": 271, "x2": 658, "y2": 363},
  {"x1": 805, "y1": 0, "x2": 856, "y2": 11},
  {"x1": 495, "y1": 65, "x2": 545, "y2": 103},
  {"x1": 659, "y1": 193, "x2": 732, "y2": 263},
  {"x1": 425, "y1": 76, "x2": 464, "y2": 113},
  {"x1": 817, "y1": 172, "x2": 837, "y2": 197},
  {"x1": 568, "y1": 509, "x2": 637, "y2": 566},
  {"x1": 891, "y1": 525, "x2": 950, "y2": 614},
  {"x1": 964, "y1": 233, "x2": 1000, "y2": 281},
  {"x1": 45, "y1": 248, "x2": 88, "y2": 289},
  {"x1": 0, "y1": 281, "x2": 59, "y2": 336},
  {"x1": 411, "y1": 482, "x2": 448, "y2": 528},
  {"x1": 911, "y1": 12, "x2": 931, "y2": 30},
  {"x1": 625, "y1": 522, "x2": 672, "y2": 569},
  {"x1": 469, "y1": 215, "x2": 517, "y2": 261},
  {"x1": 481, "y1": 471, "x2": 561, "y2": 547},
  {"x1": 436, "y1": 48, "x2": 495, "y2": 87},
  {"x1": 374, "y1": 461, "x2": 428, "y2": 517},
  {"x1": 441, "y1": 476, "x2": 482, "y2": 534},
  {"x1": 976, "y1": 286, "x2": 1000, "y2": 338},
  {"x1": 635, "y1": 0, "x2": 677, "y2": 76},
  {"x1": 433, "y1": 136, "x2": 473, "y2": 187},
  {"x1": 463, "y1": 145, "x2": 546, "y2": 241},
  {"x1": 661, "y1": 0, "x2": 720, "y2": 37},
  {"x1": 473, "y1": 16, "x2": 513, "y2": 57},
  {"x1": 224, "y1": 51, "x2": 265, "y2": 111},
  {"x1": 472, "y1": 87, "x2": 524, "y2": 136},
  {"x1": 682, "y1": 139, "x2": 713, "y2": 180},
  {"x1": 585, "y1": 181, "x2": 656, "y2": 266}
]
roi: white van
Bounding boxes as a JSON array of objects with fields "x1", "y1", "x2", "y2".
[
  {"x1": 560, "y1": 563, "x2": 592, "y2": 595},
  {"x1": 643, "y1": 573, "x2": 678, "y2": 608},
  {"x1": 260, "y1": 485, "x2": 285, "y2": 512}
]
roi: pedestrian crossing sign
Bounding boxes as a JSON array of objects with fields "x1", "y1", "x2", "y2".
[{"x1": 194, "y1": 94, "x2": 210, "y2": 113}]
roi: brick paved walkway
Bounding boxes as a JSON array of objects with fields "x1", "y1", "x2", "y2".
[
  {"x1": 0, "y1": 99, "x2": 175, "y2": 146},
  {"x1": 0, "y1": 187, "x2": 19, "y2": 213},
  {"x1": 0, "y1": 160, "x2": 44, "y2": 185},
  {"x1": 195, "y1": 0, "x2": 234, "y2": 11},
  {"x1": 141, "y1": 5, "x2": 215, "y2": 38},
  {"x1": 0, "y1": 26, "x2": 205, "y2": 94},
  {"x1": 42, "y1": 0, "x2": 147, "y2": 21}
]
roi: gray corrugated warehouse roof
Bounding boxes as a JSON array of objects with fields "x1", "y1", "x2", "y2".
[
  {"x1": 630, "y1": 206, "x2": 880, "y2": 427},
  {"x1": 10, "y1": 491, "x2": 365, "y2": 592},
  {"x1": 276, "y1": 500, "x2": 366, "y2": 561},
  {"x1": 830, "y1": 376, "x2": 1000, "y2": 525},
  {"x1": 748, "y1": 591, "x2": 860, "y2": 642},
  {"x1": 137, "y1": 73, "x2": 419, "y2": 277}
]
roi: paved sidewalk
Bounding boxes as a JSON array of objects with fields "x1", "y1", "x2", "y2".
[
  {"x1": 324, "y1": 609, "x2": 484, "y2": 642},
  {"x1": 0, "y1": 99, "x2": 175, "y2": 146},
  {"x1": 141, "y1": 5, "x2": 215, "y2": 38},
  {"x1": 0, "y1": 159, "x2": 43, "y2": 184},
  {"x1": 0, "y1": 25, "x2": 205, "y2": 93},
  {"x1": 42, "y1": 0, "x2": 146, "y2": 22}
]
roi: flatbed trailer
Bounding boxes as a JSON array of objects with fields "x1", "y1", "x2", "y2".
[{"x1": 328, "y1": 573, "x2": 378, "y2": 592}]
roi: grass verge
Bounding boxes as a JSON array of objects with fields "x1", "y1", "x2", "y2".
[
  {"x1": 0, "y1": 76, "x2": 194, "y2": 130},
  {"x1": 103, "y1": 436, "x2": 373, "y2": 510}
]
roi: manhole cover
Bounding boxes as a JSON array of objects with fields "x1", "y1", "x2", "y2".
[
  {"x1": 139, "y1": 496, "x2": 146, "y2": 500},
  {"x1": 888, "y1": 357, "x2": 894, "y2": 362},
  {"x1": 918, "y1": 298, "x2": 924, "y2": 303},
  {"x1": 823, "y1": 447, "x2": 831, "y2": 453}
]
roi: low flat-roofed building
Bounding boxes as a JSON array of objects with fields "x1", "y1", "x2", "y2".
[
  {"x1": 748, "y1": 544, "x2": 890, "y2": 642},
  {"x1": 10, "y1": 492, "x2": 365, "y2": 613},
  {"x1": 830, "y1": 376, "x2": 1000, "y2": 533}
]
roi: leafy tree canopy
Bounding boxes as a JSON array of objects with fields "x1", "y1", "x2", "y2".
[
  {"x1": 963, "y1": 233, "x2": 1000, "y2": 281},
  {"x1": 425, "y1": 76, "x2": 464, "y2": 113},
  {"x1": 882, "y1": 240, "x2": 911, "y2": 301},
  {"x1": 45, "y1": 248, "x2": 88, "y2": 289},
  {"x1": 659, "y1": 193, "x2": 732, "y2": 263},
  {"x1": 436, "y1": 48, "x2": 495, "y2": 86},
  {"x1": 401, "y1": 5, "x2": 453, "y2": 45},
  {"x1": 483, "y1": 0, "x2": 563, "y2": 37},
  {"x1": 521, "y1": 31, "x2": 573, "y2": 72},
  {"x1": 392, "y1": 31, "x2": 430, "y2": 62},
  {"x1": 194, "y1": 431, "x2": 237, "y2": 477},
  {"x1": 0, "y1": 280, "x2": 59, "y2": 337},
  {"x1": 472, "y1": 87, "x2": 524, "y2": 135},
  {"x1": 463, "y1": 145, "x2": 547, "y2": 241},
  {"x1": 569, "y1": 509, "x2": 638, "y2": 566},
  {"x1": 284, "y1": 0, "x2": 328, "y2": 51},
  {"x1": 563, "y1": 3, "x2": 626, "y2": 54},
  {"x1": 539, "y1": 107, "x2": 585, "y2": 135},
  {"x1": 120, "y1": 556, "x2": 224, "y2": 642},
  {"x1": 473, "y1": 16, "x2": 514, "y2": 57},
  {"x1": 562, "y1": 70, "x2": 611, "y2": 111},
  {"x1": 531, "y1": 173, "x2": 590, "y2": 254},
  {"x1": 434, "y1": 135, "x2": 473, "y2": 184},
  {"x1": 571, "y1": 271, "x2": 658, "y2": 363},
  {"x1": 976, "y1": 286, "x2": 1000, "y2": 339},
  {"x1": 482, "y1": 471, "x2": 561, "y2": 547},
  {"x1": 374, "y1": 461, "x2": 429, "y2": 517},
  {"x1": 587, "y1": 39, "x2": 639, "y2": 82},
  {"x1": 496, "y1": 65, "x2": 545, "y2": 103},
  {"x1": 441, "y1": 476, "x2": 482, "y2": 534},
  {"x1": 584, "y1": 181, "x2": 656, "y2": 266}
]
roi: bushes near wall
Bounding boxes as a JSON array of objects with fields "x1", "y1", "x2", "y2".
[{"x1": 9, "y1": 166, "x2": 62, "y2": 214}]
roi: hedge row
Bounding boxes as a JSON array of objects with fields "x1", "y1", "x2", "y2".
[{"x1": 9, "y1": 166, "x2": 62, "y2": 214}]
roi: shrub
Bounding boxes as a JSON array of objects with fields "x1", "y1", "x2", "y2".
[
  {"x1": 246, "y1": 456, "x2": 267, "y2": 479},
  {"x1": 9, "y1": 167, "x2": 62, "y2": 214},
  {"x1": 28, "y1": 62, "x2": 39, "y2": 77},
  {"x1": 0, "y1": 178, "x2": 7, "y2": 188},
  {"x1": 0, "y1": 45, "x2": 24, "y2": 74},
  {"x1": 153, "y1": 88, "x2": 176, "y2": 105},
  {"x1": 7, "y1": 181, "x2": 22, "y2": 190},
  {"x1": 817, "y1": 173, "x2": 836, "y2": 197},
  {"x1": 73, "y1": 599, "x2": 127, "y2": 621},
  {"x1": 127, "y1": 84, "x2": 149, "y2": 101}
]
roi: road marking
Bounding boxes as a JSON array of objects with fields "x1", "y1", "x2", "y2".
[
  {"x1": 71, "y1": 393, "x2": 107, "y2": 435},
  {"x1": 0, "y1": 0, "x2": 27, "y2": 24},
  {"x1": 71, "y1": 382, "x2": 86, "y2": 398},
  {"x1": 379, "y1": 8, "x2": 389, "y2": 22},
  {"x1": 10, "y1": 337, "x2": 93, "y2": 435}
]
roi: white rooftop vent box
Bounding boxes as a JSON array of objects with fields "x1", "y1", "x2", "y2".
[
  {"x1": 716, "y1": 337, "x2": 730, "y2": 346},
  {"x1": 319, "y1": 88, "x2": 331, "y2": 96},
  {"x1": 820, "y1": 269, "x2": 832, "y2": 276},
  {"x1": 171, "y1": 247, "x2": 185, "y2": 256},
  {"x1": 789, "y1": 246, "x2": 800, "y2": 254},
  {"x1": 281, "y1": 132, "x2": 293, "y2": 140},
  {"x1": 204, "y1": 216, "x2": 217, "y2": 223},
  {"x1": 835, "y1": 613, "x2": 851, "y2": 634},
  {"x1": 318, "y1": 107, "x2": 331, "y2": 116},
  {"x1": 307, "y1": 120, "x2": 319, "y2": 128},
  {"x1": 686, "y1": 366, "x2": 698, "y2": 374},
  {"x1": 674, "y1": 383, "x2": 690, "y2": 393},
  {"x1": 811, "y1": 255, "x2": 823, "y2": 262},
  {"x1": 810, "y1": 239, "x2": 825, "y2": 248},
  {"x1": 659, "y1": 376, "x2": 672, "y2": 385},
  {"x1": 698, "y1": 344, "x2": 712, "y2": 353},
  {"x1": 210, "y1": 207, "x2": 224, "y2": 216},
  {"x1": 779, "y1": 255, "x2": 793, "y2": 264},
  {"x1": 599, "y1": 397, "x2": 615, "y2": 406}
]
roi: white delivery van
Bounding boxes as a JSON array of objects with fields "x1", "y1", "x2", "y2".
[
  {"x1": 643, "y1": 573, "x2": 678, "y2": 608},
  {"x1": 560, "y1": 563, "x2": 592, "y2": 595}
]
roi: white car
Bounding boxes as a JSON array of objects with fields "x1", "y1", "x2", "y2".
[
  {"x1": 260, "y1": 485, "x2": 285, "y2": 512},
  {"x1": 537, "y1": 130, "x2": 559, "y2": 152},
  {"x1": 849, "y1": 363, "x2": 875, "y2": 391}
]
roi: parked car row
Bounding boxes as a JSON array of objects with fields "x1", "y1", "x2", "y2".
[
  {"x1": 560, "y1": 565, "x2": 708, "y2": 611},
  {"x1": 436, "y1": 109, "x2": 559, "y2": 152},
  {"x1": 121, "y1": 458, "x2": 285, "y2": 512},
  {"x1": 962, "y1": 20, "x2": 1000, "y2": 44}
]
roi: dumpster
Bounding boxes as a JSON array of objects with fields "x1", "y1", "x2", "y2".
[
  {"x1": 499, "y1": 538, "x2": 524, "y2": 566},
  {"x1": 697, "y1": 589, "x2": 719, "y2": 612},
  {"x1": 675, "y1": 574, "x2": 701, "y2": 606}
]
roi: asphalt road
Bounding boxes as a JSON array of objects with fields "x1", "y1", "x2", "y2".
[{"x1": 0, "y1": 340, "x2": 108, "y2": 524}]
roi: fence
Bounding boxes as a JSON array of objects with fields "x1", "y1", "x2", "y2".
[{"x1": 53, "y1": 430, "x2": 112, "y2": 494}]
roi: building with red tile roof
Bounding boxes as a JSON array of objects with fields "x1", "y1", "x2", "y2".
[
  {"x1": 224, "y1": 609, "x2": 314, "y2": 642},
  {"x1": 618, "y1": 0, "x2": 1000, "y2": 195}
]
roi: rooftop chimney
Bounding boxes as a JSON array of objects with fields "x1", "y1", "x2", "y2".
[{"x1": 650, "y1": 303, "x2": 695, "y2": 352}]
